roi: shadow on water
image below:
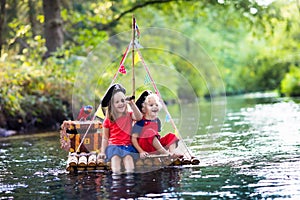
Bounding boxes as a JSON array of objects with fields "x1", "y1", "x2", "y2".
[{"x1": 1, "y1": 93, "x2": 300, "y2": 199}]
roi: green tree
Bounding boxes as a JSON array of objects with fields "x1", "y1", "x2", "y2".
[
  {"x1": 281, "y1": 66, "x2": 300, "y2": 96},
  {"x1": 1, "y1": 0, "x2": 299, "y2": 132}
]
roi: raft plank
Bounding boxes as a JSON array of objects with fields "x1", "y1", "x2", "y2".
[{"x1": 61, "y1": 120, "x2": 200, "y2": 173}]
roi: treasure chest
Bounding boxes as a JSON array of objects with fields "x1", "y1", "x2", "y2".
[{"x1": 60, "y1": 120, "x2": 103, "y2": 153}]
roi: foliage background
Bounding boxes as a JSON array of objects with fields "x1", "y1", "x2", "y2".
[{"x1": 0, "y1": 0, "x2": 299, "y2": 132}]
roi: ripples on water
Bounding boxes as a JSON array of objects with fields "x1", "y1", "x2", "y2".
[
  {"x1": 194, "y1": 96, "x2": 300, "y2": 199},
  {"x1": 0, "y1": 95, "x2": 300, "y2": 199}
]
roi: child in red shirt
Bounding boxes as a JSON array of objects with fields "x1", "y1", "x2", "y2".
[
  {"x1": 98, "y1": 84, "x2": 142, "y2": 173},
  {"x1": 132, "y1": 91, "x2": 179, "y2": 159}
]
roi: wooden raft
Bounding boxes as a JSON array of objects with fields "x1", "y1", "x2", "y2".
[{"x1": 60, "y1": 120, "x2": 200, "y2": 173}]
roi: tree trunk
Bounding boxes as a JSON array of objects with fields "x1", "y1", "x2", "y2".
[
  {"x1": 0, "y1": 0, "x2": 6, "y2": 57},
  {"x1": 42, "y1": 0, "x2": 64, "y2": 59},
  {"x1": 28, "y1": 0, "x2": 37, "y2": 37}
]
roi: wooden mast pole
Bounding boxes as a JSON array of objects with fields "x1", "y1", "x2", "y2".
[{"x1": 132, "y1": 15, "x2": 136, "y2": 98}]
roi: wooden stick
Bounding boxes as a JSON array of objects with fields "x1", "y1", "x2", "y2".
[
  {"x1": 146, "y1": 154, "x2": 170, "y2": 158},
  {"x1": 132, "y1": 15, "x2": 136, "y2": 98}
]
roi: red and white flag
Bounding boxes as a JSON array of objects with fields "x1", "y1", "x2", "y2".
[{"x1": 118, "y1": 65, "x2": 127, "y2": 74}]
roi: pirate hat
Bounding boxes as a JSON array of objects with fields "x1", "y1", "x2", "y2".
[
  {"x1": 101, "y1": 83, "x2": 126, "y2": 107},
  {"x1": 136, "y1": 90, "x2": 153, "y2": 112}
]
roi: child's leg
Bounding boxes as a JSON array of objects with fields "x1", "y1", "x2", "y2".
[
  {"x1": 153, "y1": 137, "x2": 169, "y2": 155},
  {"x1": 138, "y1": 130, "x2": 158, "y2": 153},
  {"x1": 168, "y1": 143, "x2": 177, "y2": 153},
  {"x1": 160, "y1": 133, "x2": 179, "y2": 152},
  {"x1": 123, "y1": 155, "x2": 135, "y2": 173},
  {"x1": 111, "y1": 155, "x2": 122, "y2": 174},
  {"x1": 159, "y1": 133, "x2": 182, "y2": 157}
]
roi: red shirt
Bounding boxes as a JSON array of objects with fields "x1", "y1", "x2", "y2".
[
  {"x1": 103, "y1": 112, "x2": 133, "y2": 145},
  {"x1": 132, "y1": 117, "x2": 161, "y2": 138}
]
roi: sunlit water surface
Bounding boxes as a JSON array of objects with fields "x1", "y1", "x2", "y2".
[{"x1": 1, "y1": 94, "x2": 300, "y2": 199}]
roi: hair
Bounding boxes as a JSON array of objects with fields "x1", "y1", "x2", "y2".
[
  {"x1": 142, "y1": 93, "x2": 162, "y2": 113},
  {"x1": 107, "y1": 91, "x2": 127, "y2": 122}
]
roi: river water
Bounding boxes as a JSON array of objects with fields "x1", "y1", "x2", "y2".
[{"x1": 1, "y1": 94, "x2": 300, "y2": 199}]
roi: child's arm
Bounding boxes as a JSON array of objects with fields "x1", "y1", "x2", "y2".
[
  {"x1": 99, "y1": 127, "x2": 109, "y2": 159},
  {"x1": 131, "y1": 133, "x2": 148, "y2": 159},
  {"x1": 128, "y1": 100, "x2": 142, "y2": 121}
]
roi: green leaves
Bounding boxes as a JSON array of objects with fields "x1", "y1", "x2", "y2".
[
  {"x1": 1, "y1": 0, "x2": 300, "y2": 131},
  {"x1": 281, "y1": 66, "x2": 300, "y2": 97}
]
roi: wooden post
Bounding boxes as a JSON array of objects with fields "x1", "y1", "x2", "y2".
[{"x1": 132, "y1": 15, "x2": 136, "y2": 98}]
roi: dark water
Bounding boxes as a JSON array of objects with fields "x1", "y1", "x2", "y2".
[{"x1": 1, "y1": 94, "x2": 300, "y2": 199}]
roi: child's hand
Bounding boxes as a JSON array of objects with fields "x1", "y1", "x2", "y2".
[{"x1": 140, "y1": 151, "x2": 149, "y2": 159}]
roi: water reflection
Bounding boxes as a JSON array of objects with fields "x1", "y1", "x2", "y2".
[
  {"x1": 61, "y1": 168, "x2": 183, "y2": 199},
  {"x1": 109, "y1": 170, "x2": 179, "y2": 199},
  {"x1": 59, "y1": 166, "x2": 265, "y2": 199}
]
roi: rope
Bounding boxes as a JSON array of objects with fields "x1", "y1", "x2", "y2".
[
  {"x1": 111, "y1": 41, "x2": 132, "y2": 85},
  {"x1": 75, "y1": 40, "x2": 194, "y2": 159},
  {"x1": 136, "y1": 48, "x2": 193, "y2": 159},
  {"x1": 74, "y1": 42, "x2": 132, "y2": 153}
]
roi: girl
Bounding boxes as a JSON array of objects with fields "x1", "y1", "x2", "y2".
[
  {"x1": 132, "y1": 91, "x2": 179, "y2": 159},
  {"x1": 98, "y1": 84, "x2": 142, "y2": 173}
]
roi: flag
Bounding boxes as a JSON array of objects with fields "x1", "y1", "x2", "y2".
[
  {"x1": 118, "y1": 45, "x2": 130, "y2": 74},
  {"x1": 144, "y1": 74, "x2": 151, "y2": 85},
  {"x1": 118, "y1": 65, "x2": 127, "y2": 74},
  {"x1": 174, "y1": 129, "x2": 179, "y2": 136},
  {"x1": 135, "y1": 23, "x2": 140, "y2": 38},
  {"x1": 134, "y1": 52, "x2": 141, "y2": 64},
  {"x1": 165, "y1": 114, "x2": 170, "y2": 122},
  {"x1": 95, "y1": 106, "x2": 105, "y2": 120},
  {"x1": 134, "y1": 40, "x2": 143, "y2": 49}
]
